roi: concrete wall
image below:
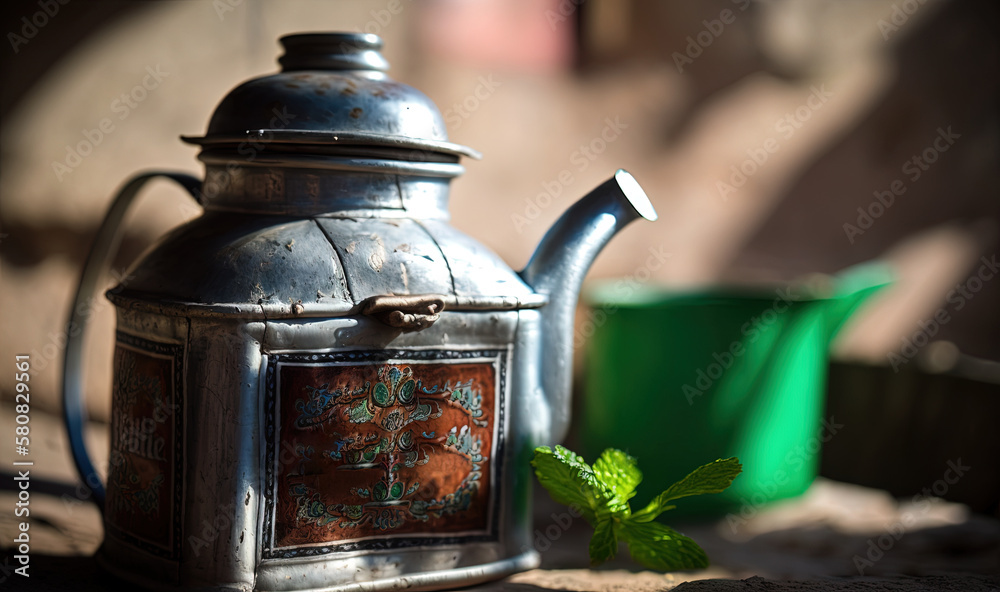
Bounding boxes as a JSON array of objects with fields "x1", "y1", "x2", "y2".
[{"x1": 1, "y1": 0, "x2": 997, "y2": 421}]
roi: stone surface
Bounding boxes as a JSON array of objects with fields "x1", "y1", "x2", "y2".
[
  {"x1": 672, "y1": 574, "x2": 1000, "y2": 592},
  {"x1": 1, "y1": 412, "x2": 998, "y2": 590}
]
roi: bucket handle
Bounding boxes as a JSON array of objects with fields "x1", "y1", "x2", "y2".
[{"x1": 62, "y1": 172, "x2": 202, "y2": 510}]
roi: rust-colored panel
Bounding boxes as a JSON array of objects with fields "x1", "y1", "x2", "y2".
[
  {"x1": 105, "y1": 333, "x2": 183, "y2": 559},
  {"x1": 266, "y1": 350, "x2": 504, "y2": 555}
]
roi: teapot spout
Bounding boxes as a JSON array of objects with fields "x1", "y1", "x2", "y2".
[{"x1": 519, "y1": 170, "x2": 657, "y2": 444}]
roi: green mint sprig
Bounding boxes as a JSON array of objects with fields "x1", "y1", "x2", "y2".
[{"x1": 530, "y1": 446, "x2": 741, "y2": 571}]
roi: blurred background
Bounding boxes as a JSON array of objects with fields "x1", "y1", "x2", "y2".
[{"x1": 0, "y1": 0, "x2": 998, "y2": 584}]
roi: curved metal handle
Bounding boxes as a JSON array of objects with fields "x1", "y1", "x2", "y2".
[{"x1": 62, "y1": 172, "x2": 202, "y2": 510}]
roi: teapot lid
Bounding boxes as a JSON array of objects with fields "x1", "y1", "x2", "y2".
[{"x1": 182, "y1": 33, "x2": 480, "y2": 172}]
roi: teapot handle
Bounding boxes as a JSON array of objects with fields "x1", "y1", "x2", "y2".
[{"x1": 62, "y1": 172, "x2": 202, "y2": 510}]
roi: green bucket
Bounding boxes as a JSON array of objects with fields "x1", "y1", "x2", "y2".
[{"x1": 578, "y1": 262, "x2": 892, "y2": 518}]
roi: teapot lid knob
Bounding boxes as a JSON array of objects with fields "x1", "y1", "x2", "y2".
[{"x1": 278, "y1": 32, "x2": 389, "y2": 72}]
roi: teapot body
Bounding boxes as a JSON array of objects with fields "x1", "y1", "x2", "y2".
[
  {"x1": 102, "y1": 198, "x2": 546, "y2": 590},
  {"x1": 64, "y1": 32, "x2": 656, "y2": 591}
]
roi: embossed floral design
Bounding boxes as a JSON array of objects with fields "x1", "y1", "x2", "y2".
[{"x1": 286, "y1": 363, "x2": 490, "y2": 535}]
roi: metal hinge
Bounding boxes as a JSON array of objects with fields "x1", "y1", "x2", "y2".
[{"x1": 361, "y1": 294, "x2": 447, "y2": 331}]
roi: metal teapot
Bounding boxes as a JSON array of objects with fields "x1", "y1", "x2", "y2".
[{"x1": 62, "y1": 33, "x2": 656, "y2": 591}]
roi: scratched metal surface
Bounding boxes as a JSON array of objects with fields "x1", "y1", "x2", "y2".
[{"x1": 60, "y1": 31, "x2": 654, "y2": 591}]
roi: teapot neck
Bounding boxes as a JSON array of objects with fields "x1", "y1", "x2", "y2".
[{"x1": 199, "y1": 164, "x2": 452, "y2": 219}]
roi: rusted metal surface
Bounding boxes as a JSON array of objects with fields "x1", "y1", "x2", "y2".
[
  {"x1": 361, "y1": 294, "x2": 447, "y2": 330},
  {"x1": 63, "y1": 32, "x2": 655, "y2": 592}
]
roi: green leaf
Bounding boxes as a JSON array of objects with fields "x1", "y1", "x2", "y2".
[
  {"x1": 588, "y1": 515, "x2": 618, "y2": 566},
  {"x1": 592, "y1": 449, "x2": 642, "y2": 516},
  {"x1": 531, "y1": 446, "x2": 741, "y2": 573},
  {"x1": 619, "y1": 519, "x2": 708, "y2": 571},
  {"x1": 530, "y1": 446, "x2": 609, "y2": 523},
  {"x1": 633, "y1": 457, "x2": 742, "y2": 522}
]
